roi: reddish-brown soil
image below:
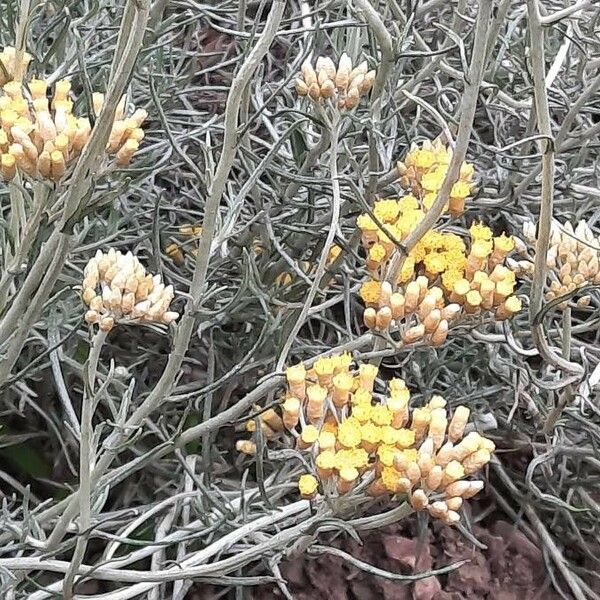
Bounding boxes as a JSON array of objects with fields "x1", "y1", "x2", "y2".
[
  {"x1": 253, "y1": 518, "x2": 560, "y2": 600},
  {"x1": 192, "y1": 515, "x2": 560, "y2": 600}
]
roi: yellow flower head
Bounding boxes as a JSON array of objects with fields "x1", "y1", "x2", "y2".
[
  {"x1": 357, "y1": 213, "x2": 379, "y2": 232},
  {"x1": 398, "y1": 194, "x2": 420, "y2": 212},
  {"x1": 413, "y1": 149, "x2": 436, "y2": 170},
  {"x1": 396, "y1": 428, "x2": 416, "y2": 449},
  {"x1": 299, "y1": 474, "x2": 319, "y2": 496},
  {"x1": 371, "y1": 404, "x2": 392, "y2": 426},
  {"x1": 442, "y1": 268, "x2": 465, "y2": 291},
  {"x1": 450, "y1": 180, "x2": 471, "y2": 199},
  {"x1": 423, "y1": 252, "x2": 447, "y2": 274},
  {"x1": 377, "y1": 444, "x2": 398, "y2": 467},
  {"x1": 380, "y1": 425, "x2": 399, "y2": 446},
  {"x1": 361, "y1": 422, "x2": 382, "y2": 445},
  {"x1": 337, "y1": 417, "x2": 362, "y2": 448},
  {"x1": 368, "y1": 243, "x2": 386, "y2": 263},
  {"x1": 360, "y1": 280, "x2": 382, "y2": 304},
  {"x1": 423, "y1": 192, "x2": 438, "y2": 211},
  {"x1": 470, "y1": 222, "x2": 493, "y2": 241},
  {"x1": 314, "y1": 357, "x2": 334, "y2": 378},
  {"x1": 352, "y1": 402, "x2": 372, "y2": 423},
  {"x1": 398, "y1": 448, "x2": 418, "y2": 463},
  {"x1": 373, "y1": 199, "x2": 400, "y2": 223},
  {"x1": 422, "y1": 167, "x2": 447, "y2": 192},
  {"x1": 381, "y1": 466, "x2": 400, "y2": 492},
  {"x1": 494, "y1": 233, "x2": 515, "y2": 253},
  {"x1": 398, "y1": 256, "x2": 416, "y2": 284},
  {"x1": 352, "y1": 388, "x2": 373, "y2": 405},
  {"x1": 316, "y1": 450, "x2": 336, "y2": 470}
]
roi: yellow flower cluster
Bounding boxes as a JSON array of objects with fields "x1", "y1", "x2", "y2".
[
  {"x1": 0, "y1": 47, "x2": 145, "y2": 182},
  {"x1": 396, "y1": 139, "x2": 475, "y2": 218},
  {"x1": 358, "y1": 211, "x2": 521, "y2": 340},
  {"x1": 238, "y1": 355, "x2": 494, "y2": 525},
  {"x1": 82, "y1": 249, "x2": 179, "y2": 331},
  {"x1": 295, "y1": 53, "x2": 376, "y2": 110},
  {"x1": 520, "y1": 219, "x2": 600, "y2": 309}
]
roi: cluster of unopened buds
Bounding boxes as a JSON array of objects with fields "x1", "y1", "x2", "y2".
[
  {"x1": 165, "y1": 223, "x2": 204, "y2": 266},
  {"x1": 516, "y1": 219, "x2": 599, "y2": 309},
  {"x1": 359, "y1": 218, "x2": 521, "y2": 341},
  {"x1": 0, "y1": 46, "x2": 145, "y2": 182},
  {"x1": 238, "y1": 355, "x2": 493, "y2": 525},
  {"x1": 82, "y1": 249, "x2": 179, "y2": 331},
  {"x1": 396, "y1": 139, "x2": 475, "y2": 218},
  {"x1": 274, "y1": 244, "x2": 342, "y2": 287},
  {"x1": 295, "y1": 53, "x2": 376, "y2": 110}
]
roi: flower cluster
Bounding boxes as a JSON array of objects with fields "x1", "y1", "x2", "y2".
[
  {"x1": 82, "y1": 249, "x2": 179, "y2": 331},
  {"x1": 0, "y1": 48, "x2": 145, "y2": 182},
  {"x1": 165, "y1": 224, "x2": 204, "y2": 266},
  {"x1": 358, "y1": 214, "x2": 521, "y2": 340},
  {"x1": 0, "y1": 46, "x2": 31, "y2": 85},
  {"x1": 396, "y1": 139, "x2": 475, "y2": 218},
  {"x1": 238, "y1": 355, "x2": 494, "y2": 525},
  {"x1": 519, "y1": 219, "x2": 599, "y2": 309},
  {"x1": 292, "y1": 358, "x2": 493, "y2": 524},
  {"x1": 295, "y1": 53, "x2": 376, "y2": 110}
]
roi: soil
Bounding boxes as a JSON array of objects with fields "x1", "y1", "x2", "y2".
[{"x1": 191, "y1": 515, "x2": 561, "y2": 600}]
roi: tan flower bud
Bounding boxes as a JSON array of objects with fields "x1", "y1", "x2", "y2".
[
  {"x1": 428, "y1": 501, "x2": 449, "y2": 519},
  {"x1": 425, "y1": 465, "x2": 443, "y2": 491},
  {"x1": 85, "y1": 310, "x2": 99, "y2": 324},
  {"x1": 445, "y1": 496, "x2": 463, "y2": 511},
  {"x1": 99, "y1": 316, "x2": 115, "y2": 331},
  {"x1": 410, "y1": 489, "x2": 429, "y2": 510},
  {"x1": 376, "y1": 306, "x2": 392, "y2": 330},
  {"x1": 236, "y1": 440, "x2": 257, "y2": 455},
  {"x1": 82, "y1": 287, "x2": 96, "y2": 305},
  {"x1": 462, "y1": 449, "x2": 491, "y2": 475},
  {"x1": 403, "y1": 323, "x2": 425, "y2": 344},
  {"x1": 448, "y1": 406, "x2": 470, "y2": 442},
  {"x1": 364, "y1": 307, "x2": 377, "y2": 329},
  {"x1": 282, "y1": 396, "x2": 300, "y2": 430},
  {"x1": 404, "y1": 281, "x2": 421, "y2": 314},
  {"x1": 430, "y1": 319, "x2": 449, "y2": 346},
  {"x1": 390, "y1": 293, "x2": 405, "y2": 319}
]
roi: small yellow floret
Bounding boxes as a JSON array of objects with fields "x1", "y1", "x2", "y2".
[{"x1": 299, "y1": 474, "x2": 319, "y2": 497}]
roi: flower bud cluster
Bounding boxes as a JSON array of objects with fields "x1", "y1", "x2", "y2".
[
  {"x1": 520, "y1": 219, "x2": 599, "y2": 309},
  {"x1": 358, "y1": 213, "x2": 521, "y2": 341},
  {"x1": 238, "y1": 355, "x2": 494, "y2": 525},
  {"x1": 274, "y1": 245, "x2": 343, "y2": 287},
  {"x1": 396, "y1": 139, "x2": 475, "y2": 218},
  {"x1": 295, "y1": 53, "x2": 376, "y2": 110},
  {"x1": 165, "y1": 224, "x2": 204, "y2": 266},
  {"x1": 0, "y1": 58, "x2": 146, "y2": 182},
  {"x1": 0, "y1": 46, "x2": 32, "y2": 85},
  {"x1": 82, "y1": 249, "x2": 179, "y2": 331}
]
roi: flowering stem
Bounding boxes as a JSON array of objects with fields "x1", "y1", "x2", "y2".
[
  {"x1": 42, "y1": 0, "x2": 285, "y2": 553},
  {"x1": 370, "y1": 0, "x2": 493, "y2": 361},
  {"x1": 526, "y1": 0, "x2": 583, "y2": 376},
  {"x1": 276, "y1": 111, "x2": 342, "y2": 371},
  {"x1": 62, "y1": 327, "x2": 108, "y2": 598}
]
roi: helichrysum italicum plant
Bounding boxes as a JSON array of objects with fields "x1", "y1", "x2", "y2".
[
  {"x1": 0, "y1": 45, "x2": 146, "y2": 182},
  {"x1": 517, "y1": 219, "x2": 599, "y2": 309},
  {"x1": 82, "y1": 249, "x2": 179, "y2": 331},
  {"x1": 238, "y1": 354, "x2": 493, "y2": 526},
  {"x1": 295, "y1": 53, "x2": 376, "y2": 109}
]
